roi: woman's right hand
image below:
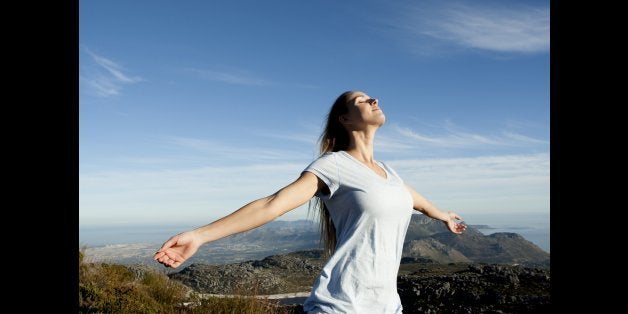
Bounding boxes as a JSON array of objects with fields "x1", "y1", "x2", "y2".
[{"x1": 153, "y1": 230, "x2": 203, "y2": 268}]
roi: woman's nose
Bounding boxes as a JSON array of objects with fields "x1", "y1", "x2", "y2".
[{"x1": 368, "y1": 98, "x2": 378, "y2": 106}]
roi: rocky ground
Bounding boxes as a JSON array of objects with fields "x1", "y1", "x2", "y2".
[
  {"x1": 169, "y1": 250, "x2": 326, "y2": 295},
  {"x1": 168, "y1": 249, "x2": 551, "y2": 313},
  {"x1": 396, "y1": 263, "x2": 551, "y2": 313}
]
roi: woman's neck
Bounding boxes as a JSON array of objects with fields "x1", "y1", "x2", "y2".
[{"x1": 346, "y1": 128, "x2": 377, "y2": 164}]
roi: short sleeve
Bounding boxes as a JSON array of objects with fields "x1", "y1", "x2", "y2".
[{"x1": 302, "y1": 152, "x2": 340, "y2": 198}]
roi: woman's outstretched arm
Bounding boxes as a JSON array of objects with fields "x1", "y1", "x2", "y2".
[
  {"x1": 404, "y1": 184, "x2": 467, "y2": 234},
  {"x1": 154, "y1": 171, "x2": 322, "y2": 268}
]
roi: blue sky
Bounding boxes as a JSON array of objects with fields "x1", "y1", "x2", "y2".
[{"x1": 79, "y1": 0, "x2": 549, "y2": 227}]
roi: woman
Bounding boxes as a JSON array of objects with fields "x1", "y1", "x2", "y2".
[{"x1": 154, "y1": 91, "x2": 467, "y2": 313}]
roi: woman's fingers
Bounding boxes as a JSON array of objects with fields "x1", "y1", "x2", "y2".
[
  {"x1": 158, "y1": 236, "x2": 179, "y2": 251},
  {"x1": 171, "y1": 260, "x2": 183, "y2": 268}
]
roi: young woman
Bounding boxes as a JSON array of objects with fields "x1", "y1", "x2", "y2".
[{"x1": 154, "y1": 91, "x2": 467, "y2": 313}]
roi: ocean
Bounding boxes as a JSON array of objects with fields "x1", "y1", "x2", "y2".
[
  {"x1": 79, "y1": 223, "x2": 198, "y2": 247},
  {"x1": 463, "y1": 212, "x2": 550, "y2": 253}
]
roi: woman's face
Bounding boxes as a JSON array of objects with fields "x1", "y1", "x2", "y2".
[{"x1": 341, "y1": 91, "x2": 385, "y2": 130}]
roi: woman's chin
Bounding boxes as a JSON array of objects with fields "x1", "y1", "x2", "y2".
[{"x1": 377, "y1": 114, "x2": 386, "y2": 126}]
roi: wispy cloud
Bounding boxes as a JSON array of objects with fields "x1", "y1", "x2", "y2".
[
  {"x1": 255, "y1": 132, "x2": 320, "y2": 145},
  {"x1": 373, "y1": 133, "x2": 417, "y2": 153},
  {"x1": 80, "y1": 46, "x2": 143, "y2": 97},
  {"x1": 390, "y1": 153, "x2": 549, "y2": 182},
  {"x1": 163, "y1": 135, "x2": 313, "y2": 162},
  {"x1": 80, "y1": 151, "x2": 549, "y2": 225},
  {"x1": 183, "y1": 67, "x2": 320, "y2": 89},
  {"x1": 388, "y1": 153, "x2": 550, "y2": 213},
  {"x1": 393, "y1": 125, "x2": 500, "y2": 147},
  {"x1": 79, "y1": 162, "x2": 310, "y2": 225},
  {"x1": 111, "y1": 157, "x2": 177, "y2": 165},
  {"x1": 501, "y1": 131, "x2": 548, "y2": 145},
  {"x1": 385, "y1": 1, "x2": 549, "y2": 54},
  {"x1": 253, "y1": 122, "x2": 322, "y2": 146},
  {"x1": 378, "y1": 123, "x2": 548, "y2": 152},
  {"x1": 185, "y1": 67, "x2": 272, "y2": 86}
]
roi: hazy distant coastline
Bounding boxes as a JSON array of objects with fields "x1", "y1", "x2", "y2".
[
  {"x1": 80, "y1": 212, "x2": 549, "y2": 247},
  {"x1": 80, "y1": 212, "x2": 549, "y2": 268}
]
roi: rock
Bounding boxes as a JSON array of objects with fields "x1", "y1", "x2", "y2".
[
  {"x1": 168, "y1": 249, "x2": 550, "y2": 313},
  {"x1": 397, "y1": 264, "x2": 550, "y2": 313},
  {"x1": 169, "y1": 249, "x2": 325, "y2": 295}
]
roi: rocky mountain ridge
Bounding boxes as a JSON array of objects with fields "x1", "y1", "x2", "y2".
[{"x1": 208, "y1": 214, "x2": 550, "y2": 267}]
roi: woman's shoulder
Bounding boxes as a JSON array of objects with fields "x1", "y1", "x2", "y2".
[
  {"x1": 318, "y1": 151, "x2": 343, "y2": 159},
  {"x1": 307, "y1": 151, "x2": 344, "y2": 167},
  {"x1": 323, "y1": 151, "x2": 341, "y2": 156}
]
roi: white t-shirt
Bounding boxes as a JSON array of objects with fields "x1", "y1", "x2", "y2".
[{"x1": 302, "y1": 151, "x2": 414, "y2": 314}]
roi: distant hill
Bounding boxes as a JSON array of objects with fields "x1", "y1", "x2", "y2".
[
  {"x1": 403, "y1": 214, "x2": 550, "y2": 267},
  {"x1": 215, "y1": 214, "x2": 550, "y2": 267},
  {"x1": 169, "y1": 214, "x2": 551, "y2": 294},
  {"x1": 85, "y1": 213, "x2": 549, "y2": 268},
  {"x1": 432, "y1": 229, "x2": 550, "y2": 265},
  {"x1": 214, "y1": 219, "x2": 320, "y2": 248},
  {"x1": 402, "y1": 238, "x2": 471, "y2": 264}
]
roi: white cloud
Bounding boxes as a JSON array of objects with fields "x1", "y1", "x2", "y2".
[
  {"x1": 163, "y1": 135, "x2": 313, "y2": 162},
  {"x1": 254, "y1": 132, "x2": 319, "y2": 145},
  {"x1": 80, "y1": 152, "x2": 549, "y2": 226},
  {"x1": 79, "y1": 162, "x2": 311, "y2": 226},
  {"x1": 80, "y1": 124, "x2": 548, "y2": 226},
  {"x1": 89, "y1": 52, "x2": 141, "y2": 83},
  {"x1": 80, "y1": 73, "x2": 120, "y2": 97},
  {"x1": 373, "y1": 133, "x2": 416, "y2": 153},
  {"x1": 389, "y1": 153, "x2": 550, "y2": 214},
  {"x1": 385, "y1": 1, "x2": 549, "y2": 54},
  {"x1": 392, "y1": 125, "x2": 502, "y2": 147},
  {"x1": 80, "y1": 47, "x2": 143, "y2": 97},
  {"x1": 183, "y1": 67, "x2": 320, "y2": 88},
  {"x1": 501, "y1": 131, "x2": 549, "y2": 144},
  {"x1": 375, "y1": 123, "x2": 548, "y2": 153},
  {"x1": 253, "y1": 122, "x2": 322, "y2": 146},
  {"x1": 186, "y1": 67, "x2": 272, "y2": 86}
]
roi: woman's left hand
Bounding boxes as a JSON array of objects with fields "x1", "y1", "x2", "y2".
[{"x1": 444, "y1": 211, "x2": 467, "y2": 234}]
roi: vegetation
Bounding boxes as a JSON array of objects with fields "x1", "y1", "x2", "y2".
[{"x1": 79, "y1": 249, "x2": 292, "y2": 313}]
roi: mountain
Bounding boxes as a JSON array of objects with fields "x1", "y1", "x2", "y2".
[
  {"x1": 431, "y1": 228, "x2": 550, "y2": 266},
  {"x1": 215, "y1": 214, "x2": 550, "y2": 267},
  {"x1": 402, "y1": 238, "x2": 472, "y2": 263},
  {"x1": 402, "y1": 214, "x2": 550, "y2": 267},
  {"x1": 169, "y1": 212, "x2": 552, "y2": 295},
  {"x1": 85, "y1": 214, "x2": 549, "y2": 269},
  {"x1": 219, "y1": 220, "x2": 320, "y2": 245}
]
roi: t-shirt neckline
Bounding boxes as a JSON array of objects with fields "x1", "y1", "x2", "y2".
[{"x1": 339, "y1": 150, "x2": 389, "y2": 181}]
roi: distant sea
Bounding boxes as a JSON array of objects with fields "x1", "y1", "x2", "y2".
[
  {"x1": 463, "y1": 212, "x2": 550, "y2": 253},
  {"x1": 79, "y1": 223, "x2": 198, "y2": 247},
  {"x1": 79, "y1": 211, "x2": 550, "y2": 253}
]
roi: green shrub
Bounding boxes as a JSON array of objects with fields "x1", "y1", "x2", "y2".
[
  {"x1": 187, "y1": 295, "x2": 289, "y2": 314},
  {"x1": 79, "y1": 249, "x2": 293, "y2": 313}
]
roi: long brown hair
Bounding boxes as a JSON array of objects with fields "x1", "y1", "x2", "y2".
[{"x1": 311, "y1": 91, "x2": 355, "y2": 258}]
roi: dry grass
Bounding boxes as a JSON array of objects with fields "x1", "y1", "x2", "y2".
[{"x1": 78, "y1": 249, "x2": 294, "y2": 313}]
